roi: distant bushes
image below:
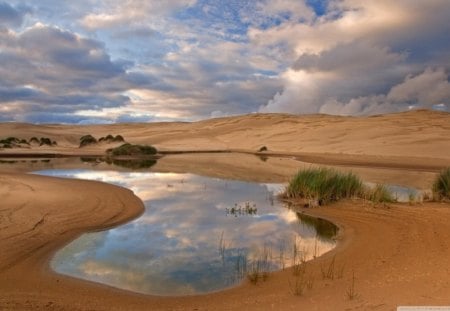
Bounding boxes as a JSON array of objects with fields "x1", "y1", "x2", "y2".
[
  {"x1": 79, "y1": 134, "x2": 125, "y2": 148},
  {"x1": 433, "y1": 167, "x2": 450, "y2": 201},
  {"x1": 258, "y1": 146, "x2": 268, "y2": 152},
  {"x1": 79, "y1": 135, "x2": 98, "y2": 147},
  {"x1": 107, "y1": 143, "x2": 157, "y2": 157},
  {"x1": 0, "y1": 136, "x2": 56, "y2": 148}
]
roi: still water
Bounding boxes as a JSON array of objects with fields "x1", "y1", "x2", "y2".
[{"x1": 35, "y1": 169, "x2": 337, "y2": 296}]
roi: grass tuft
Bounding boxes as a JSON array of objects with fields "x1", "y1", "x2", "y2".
[
  {"x1": 366, "y1": 184, "x2": 396, "y2": 204},
  {"x1": 433, "y1": 167, "x2": 450, "y2": 201},
  {"x1": 283, "y1": 168, "x2": 363, "y2": 206}
]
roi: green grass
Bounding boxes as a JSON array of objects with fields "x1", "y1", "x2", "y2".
[
  {"x1": 284, "y1": 168, "x2": 363, "y2": 205},
  {"x1": 366, "y1": 184, "x2": 396, "y2": 204},
  {"x1": 433, "y1": 167, "x2": 450, "y2": 201}
]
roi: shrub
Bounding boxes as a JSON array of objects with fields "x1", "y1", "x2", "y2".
[
  {"x1": 29, "y1": 137, "x2": 39, "y2": 144},
  {"x1": 79, "y1": 135, "x2": 97, "y2": 148},
  {"x1": 284, "y1": 168, "x2": 363, "y2": 205},
  {"x1": 107, "y1": 143, "x2": 157, "y2": 156},
  {"x1": 113, "y1": 135, "x2": 125, "y2": 142},
  {"x1": 433, "y1": 167, "x2": 450, "y2": 201},
  {"x1": 39, "y1": 137, "x2": 53, "y2": 146},
  {"x1": 258, "y1": 146, "x2": 268, "y2": 152}
]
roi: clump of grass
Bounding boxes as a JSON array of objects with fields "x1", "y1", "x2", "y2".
[
  {"x1": 346, "y1": 271, "x2": 359, "y2": 300},
  {"x1": 246, "y1": 246, "x2": 272, "y2": 284},
  {"x1": 433, "y1": 167, "x2": 450, "y2": 201},
  {"x1": 107, "y1": 143, "x2": 157, "y2": 156},
  {"x1": 283, "y1": 168, "x2": 363, "y2": 206},
  {"x1": 366, "y1": 184, "x2": 396, "y2": 204}
]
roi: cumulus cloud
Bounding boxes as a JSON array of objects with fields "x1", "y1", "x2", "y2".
[
  {"x1": 0, "y1": 23, "x2": 132, "y2": 122},
  {"x1": 258, "y1": 0, "x2": 450, "y2": 115},
  {"x1": 319, "y1": 68, "x2": 450, "y2": 115},
  {"x1": 1, "y1": 0, "x2": 450, "y2": 123}
]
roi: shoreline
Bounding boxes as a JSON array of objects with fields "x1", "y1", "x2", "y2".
[
  {"x1": 1, "y1": 170, "x2": 450, "y2": 310},
  {"x1": 1, "y1": 149, "x2": 448, "y2": 171}
]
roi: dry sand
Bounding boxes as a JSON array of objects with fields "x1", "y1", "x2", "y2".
[{"x1": 1, "y1": 110, "x2": 450, "y2": 310}]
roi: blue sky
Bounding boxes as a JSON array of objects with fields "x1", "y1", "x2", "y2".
[{"x1": 0, "y1": 0, "x2": 449, "y2": 123}]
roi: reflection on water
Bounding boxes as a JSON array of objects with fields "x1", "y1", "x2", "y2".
[
  {"x1": 35, "y1": 169, "x2": 337, "y2": 296},
  {"x1": 80, "y1": 157, "x2": 157, "y2": 170}
]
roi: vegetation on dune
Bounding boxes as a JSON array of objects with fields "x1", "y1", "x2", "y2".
[
  {"x1": 366, "y1": 184, "x2": 396, "y2": 204},
  {"x1": 283, "y1": 168, "x2": 363, "y2": 206},
  {"x1": 283, "y1": 168, "x2": 403, "y2": 206},
  {"x1": 107, "y1": 143, "x2": 157, "y2": 157},
  {"x1": 98, "y1": 134, "x2": 125, "y2": 143},
  {"x1": 79, "y1": 135, "x2": 98, "y2": 147},
  {"x1": 0, "y1": 136, "x2": 56, "y2": 148},
  {"x1": 433, "y1": 167, "x2": 450, "y2": 201},
  {"x1": 39, "y1": 137, "x2": 56, "y2": 146},
  {"x1": 80, "y1": 134, "x2": 125, "y2": 147},
  {"x1": 258, "y1": 146, "x2": 268, "y2": 152}
]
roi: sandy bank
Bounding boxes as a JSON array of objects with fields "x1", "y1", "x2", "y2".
[{"x1": 1, "y1": 171, "x2": 450, "y2": 310}]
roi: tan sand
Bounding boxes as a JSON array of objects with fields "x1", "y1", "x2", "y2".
[{"x1": 1, "y1": 110, "x2": 450, "y2": 310}]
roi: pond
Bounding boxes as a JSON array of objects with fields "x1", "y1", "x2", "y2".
[{"x1": 35, "y1": 167, "x2": 337, "y2": 296}]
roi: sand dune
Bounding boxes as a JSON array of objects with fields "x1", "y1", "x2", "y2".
[{"x1": 1, "y1": 110, "x2": 450, "y2": 164}]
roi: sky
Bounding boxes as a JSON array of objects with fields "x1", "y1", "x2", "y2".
[{"x1": 0, "y1": 0, "x2": 449, "y2": 124}]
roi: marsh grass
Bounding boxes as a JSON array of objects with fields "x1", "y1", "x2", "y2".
[
  {"x1": 321, "y1": 255, "x2": 336, "y2": 280},
  {"x1": 289, "y1": 260, "x2": 315, "y2": 296},
  {"x1": 433, "y1": 167, "x2": 450, "y2": 201},
  {"x1": 366, "y1": 184, "x2": 396, "y2": 204},
  {"x1": 247, "y1": 245, "x2": 272, "y2": 284},
  {"x1": 346, "y1": 271, "x2": 358, "y2": 300},
  {"x1": 283, "y1": 168, "x2": 363, "y2": 206}
]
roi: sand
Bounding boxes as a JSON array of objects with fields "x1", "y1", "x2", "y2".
[{"x1": 1, "y1": 110, "x2": 450, "y2": 310}]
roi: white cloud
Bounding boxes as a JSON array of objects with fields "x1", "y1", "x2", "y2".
[{"x1": 258, "y1": 1, "x2": 450, "y2": 115}]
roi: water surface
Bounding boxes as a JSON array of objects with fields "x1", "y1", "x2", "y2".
[{"x1": 36, "y1": 169, "x2": 337, "y2": 296}]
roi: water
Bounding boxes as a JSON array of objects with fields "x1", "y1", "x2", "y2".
[{"x1": 35, "y1": 169, "x2": 337, "y2": 296}]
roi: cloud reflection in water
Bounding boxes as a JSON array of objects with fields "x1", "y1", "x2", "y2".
[{"x1": 41, "y1": 170, "x2": 336, "y2": 295}]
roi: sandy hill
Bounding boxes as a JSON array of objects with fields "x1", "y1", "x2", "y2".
[{"x1": 0, "y1": 109, "x2": 449, "y2": 162}]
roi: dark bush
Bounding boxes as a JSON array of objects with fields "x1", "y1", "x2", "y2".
[
  {"x1": 79, "y1": 135, "x2": 98, "y2": 148},
  {"x1": 258, "y1": 146, "x2": 268, "y2": 152},
  {"x1": 108, "y1": 143, "x2": 157, "y2": 156},
  {"x1": 39, "y1": 137, "x2": 53, "y2": 146},
  {"x1": 113, "y1": 135, "x2": 125, "y2": 142}
]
